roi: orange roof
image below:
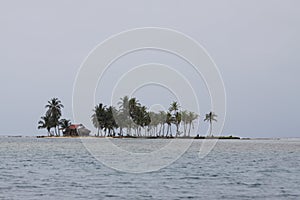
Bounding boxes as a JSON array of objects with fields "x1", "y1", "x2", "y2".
[{"x1": 68, "y1": 124, "x2": 80, "y2": 130}]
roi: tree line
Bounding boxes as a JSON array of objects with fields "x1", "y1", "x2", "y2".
[
  {"x1": 38, "y1": 97, "x2": 217, "y2": 137},
  {"x1": 91, "y1": 96, "x2": 217, "y2": 137}
]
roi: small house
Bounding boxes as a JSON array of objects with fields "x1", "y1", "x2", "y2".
[{"x1": 63, "y1": 124, "x2": 91, "y2": 136}]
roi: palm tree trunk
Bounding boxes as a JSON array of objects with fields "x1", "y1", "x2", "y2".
[
  {"x1": 54, "y1": 127, "x2": 57, "y2": 136},
  {"x1": 166, "y1": 125, "x2": 169, "y2": 137},
  {"x1": 158, "y1": 124, "x2": 162, "y2": 136},
  {"x1": 119, "y1": 126, "x2": 122, "y2": 136},
  {"x1": 210, "y1": 120, "x2": 212, "y2": 136}
]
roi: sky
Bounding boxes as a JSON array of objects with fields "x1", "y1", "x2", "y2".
[{"x1": 0, "y1": 0, "x2": 299, "y2": 138}]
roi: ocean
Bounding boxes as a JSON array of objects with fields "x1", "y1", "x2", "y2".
[{"x1": 0, "y1": 137, "x2": 299, "y2": 199}]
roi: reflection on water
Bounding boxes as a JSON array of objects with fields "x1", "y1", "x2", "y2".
[{"x1": 0, "y1": 137, "x2": 299, "y2": 199}]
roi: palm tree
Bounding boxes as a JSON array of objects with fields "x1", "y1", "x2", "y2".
[
  {"x1": 128, "y1": 97, "x2": 142, "y2": 135},
  {"x1": 129, "y1": 97, "x2": 140, "y2": 119},
  {"x1": 117, "y1": 96, "x2": 131, "y2": 136},
  {"x1": 169, "y1": 101, "x2": 181, "y2": 137},
  {"x1": 38, "y1": 113, "x2": 54, "y2": 136},
  {"x1": 92, "y1": 103, "x2": 106, "y2": 136},
  {"x1": 59, "y1": 119, "x2": 71, "y2": 134},
  {"x1": 118, "y1": 96, "x2": 130, "y2": 114},
  {"x1": 169, "y1": 101, "x2": 179, "y2": 113},
  {"x1": 45, "y1": 98, "x2": 64, "y2": 136},
  {"x1": 104, "y1": 106, "x2": 118, "y2": 137},
  {"x1": 91, "y1": 113, "x2": 99, "y2": 136},
  {"x1": 166, "y1": 112, "x2": 173, "y2": 137},
  {"x1": 204, "y1": 112, "x2": 217, "y2": 136},
  {"x1": 174, "y1": 112, "x2": 182, "y2": 137},
  {"x1": 131, "y1": 105, "x2": 149, "y2": 136},
  {"x1": 149, "y1": 112, "x2": 160, "y2": 136},
  {"x1": 158, "y1": 111, "x2": 167, "y2": 137},
  {"x1": 139, "y1": 106, "x2": 151, "y2": 136},
  {"x1": 187, "y1": 112, "x2": 198, "y2": 137},
  {"x1": 181, "y1": 110, "x2": 188, "y2": 136},
  {"x1": 114, "y1": 111, "x2": 126, "y2": 136}
]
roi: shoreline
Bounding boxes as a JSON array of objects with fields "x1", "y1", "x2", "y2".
[
  {"x1": 36, "y1": 135, "x2": 241, "y2": 139},
  {"x1": 2, "y1": 136, "x2": 298, "y2": 140}
]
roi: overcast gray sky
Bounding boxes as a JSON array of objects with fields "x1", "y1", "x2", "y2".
[{"x1": 0, "y1": 0, "x2": 299, "y2": 138}]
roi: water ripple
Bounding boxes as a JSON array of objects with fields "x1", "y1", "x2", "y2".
[{"x1": 0, "y1": 137, "x2": 299, "y2": 199}]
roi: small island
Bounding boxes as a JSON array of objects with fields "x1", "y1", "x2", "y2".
[{"x1": 37, "y1": 96, "x2": 240, "y2": 139}]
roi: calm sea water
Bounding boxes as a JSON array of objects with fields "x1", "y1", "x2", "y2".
[{"x1": 0, "y1": 137, "x2": 299, "y2": 200}]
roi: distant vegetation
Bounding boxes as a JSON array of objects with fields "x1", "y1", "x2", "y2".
[
  {"x1": 204, "y1": 111, "x2": 218, "y2": 136},
  {"x1": 91, "y1": 95, "x2": 212, "y2": 138},
  {"x1": 38, "y1": 96, "x2": 219, "y2": 138},
  {"x1": 38, "y1": 98, "x2": 70, "y2": 136}
]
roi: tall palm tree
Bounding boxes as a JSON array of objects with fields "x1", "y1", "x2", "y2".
[
  {"x1": 181, "y1": 110, "x2": 188, "y2": 136},
  {"x1": 158, "y1": 111, "x2": 167, "y2": 137},
  {"x1": 204, "y1": 112, "x2": 217, "y2": 136},
  {"x1": 118, "y1": 96, "x2": 130, "y2": 114},
  {"x1": 114, "y1": 111, "x2": 126, "y2": 136},
  {"x1": 92, "y1": 103, "x2": 106, "y2": 136},
  {"x1": 131, "y1": 105, "x2": 149, "y2": 136},
  {"x1": 140, "y1": 106, "x2": 151, "y2": 136},
  {"x1": 38, "y1": 113, "x2": 54, "y2": 136},
  {"x1": 91, "y1": 113, "x2": 99, "y2": 136},
  {"x1": 129, "y1": 97, "x2": 140, "y2": 119},
  {"x1": 128, "y1": 97, "x2": 142, "y2": 135},
  {"x1": 174, "y1": 112, "x2": 182, "y2": 137},
  {"x1": 117, "y1": 96, "x2": 131, "y2": 136},
  {"x1": 166, "y1": 112, "x2": 173, "y2": 137},
  {"x1": 187, "y1": 112, "x2": 198, "y2": 137},
  {"x1": 45, "y1": 98, "x2": 64, "y2": 136},
  {"x1": 149, "y1": 112, "x2": 160, "y2": 136},
  {"x1": 104, "y1": 106, "x2": 118, "y2": 137},
  {"x1": 169, "y1": 101, "x2": 181, "y2": 137}
]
